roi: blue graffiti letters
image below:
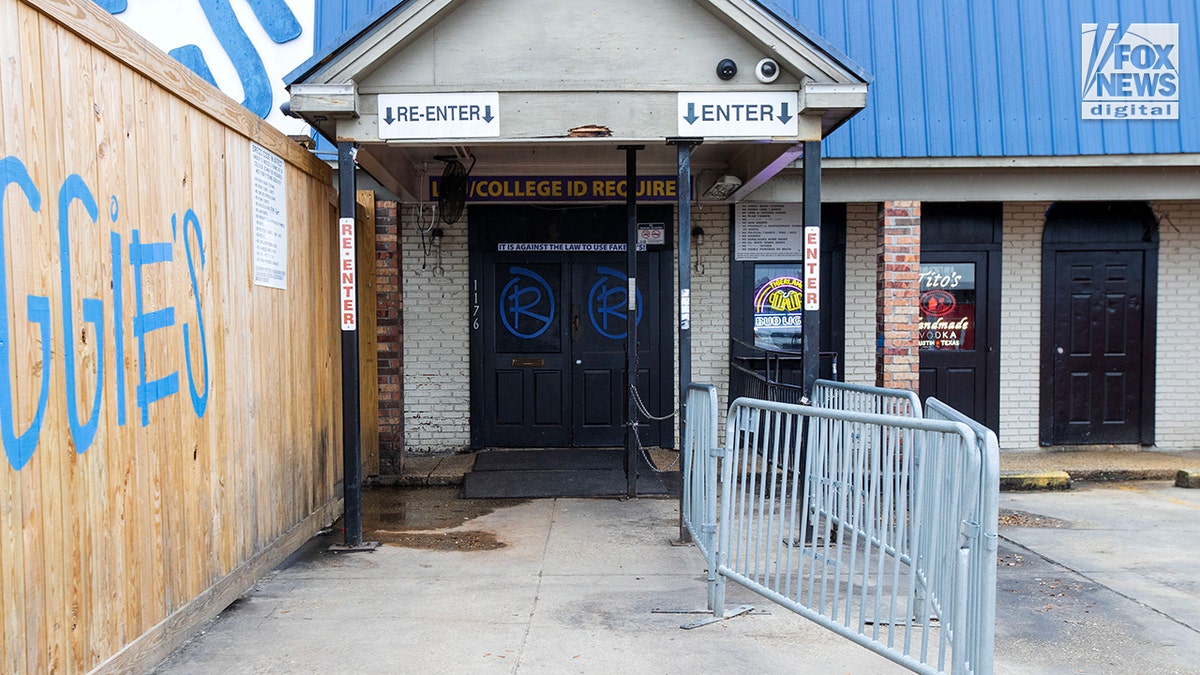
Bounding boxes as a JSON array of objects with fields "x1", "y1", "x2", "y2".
[
  {"x1": 110, "y1": 231, "x2": 128, "y2": 427},
  {"x1": 131, "y1": 230, "x2": 180, "y2": 427},
  {"x1": 58, "y1": 175, "x2": 106, "y2": 454},
  {"x1": 180, "y1": 210, "x2": 210, "y2": 418},
  {"x1": 0, "y1": 154, "x2": 211, "y2": 470},
  {"x1": 588, "y1": 266, "x2": 643, "y2": 340},
  {"x1": 500, "y1": 267, "x2": 555, "y2": 339},
  {"x1": 0, "y1": 157, "x2": 52, "y2": 471}
]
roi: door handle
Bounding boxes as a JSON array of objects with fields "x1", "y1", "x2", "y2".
[{"x1": 572, "y1": 304, "x2": 581, "y2": 339}]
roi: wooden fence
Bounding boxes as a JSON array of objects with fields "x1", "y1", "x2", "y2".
[{"x1": 1, "y1": 0, "x2": 348, "y2": 672}]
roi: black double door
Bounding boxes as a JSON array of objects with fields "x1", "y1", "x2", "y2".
[
  {"x1": 471, "y1": 206, "x2": 673, "y2": 449},
  {"x1": 480, "y1": 253, "x2": 664, "y2": 447}
]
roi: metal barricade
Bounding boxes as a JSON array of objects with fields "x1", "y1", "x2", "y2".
[
  {"x1": 703, "y1": 396, "x2": 995, "y2": 675},
  {"x1": 924, "y1": 398, "x2": 1001, "y2": 675},
  {"x1": 681, "y1": 384, "x2": 721, "y2": 589},
  {"x1": 811, "y1": 378, "x2": 923, "y2": 418}
]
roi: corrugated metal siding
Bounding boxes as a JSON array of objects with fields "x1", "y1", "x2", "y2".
[
  {"x1": 792, "y1": 0, "x2": 1199, "y2": 158},
  {"x1": 312, "y1": 0, "x2": 1199, "y2": 158},
  {"x1": 314, "y1": 0, "x2": 396, "y2": 50}
]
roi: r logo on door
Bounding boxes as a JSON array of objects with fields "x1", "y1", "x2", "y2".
[
  {"x1": 588, "y1": 266, "x2": 643, "y2": 340},
  {"x1": 500, "y1": 266, "x2": 555, "y2": 339}
]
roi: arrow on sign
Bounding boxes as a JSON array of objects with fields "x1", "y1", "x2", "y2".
[
  {"x1": 778, "y1": 102, "x2": 792, "y2": 124},
  {"x1": 683, "y1": 102, "x2": 699, "y2": 125},
  {"x1": 383, "y1": 107, "x2": 396, "y2": 125},
  {"x1": 483, "y1": 105, "x2": 494, "y2": 123}
]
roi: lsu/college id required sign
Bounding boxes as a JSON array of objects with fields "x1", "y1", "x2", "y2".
[{"x1": 1082, "y1": 23, "x2": 1178, "y2": 120}]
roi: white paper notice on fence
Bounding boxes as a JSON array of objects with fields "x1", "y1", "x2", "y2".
[
  {"x1": 734, "y1": 202, "x2": 803, "y2": 261},
  {"x1": 251, "y1": 142, "x2": 287, "y2": 289}
]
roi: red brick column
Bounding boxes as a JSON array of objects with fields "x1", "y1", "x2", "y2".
[
  {"x1": 375, "y1": 200, "x2": 405, "y2": 473},
  {"x1": 876, "y1": 201, "x2": 920, "y2": 393}
]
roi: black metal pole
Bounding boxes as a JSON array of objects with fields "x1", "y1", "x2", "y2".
[
  {"x1": 669, "y1": 138, "x2": 700, "y2": 541},
  {"x1": 802, "y1": 140, "x2": 822, "y2": 399},
  {"x1": 620, "y1": 145, "x2": 643, "y2": 498},
  {"x1": 337, "y1": 141, "x2": 363, "y2": 548}
]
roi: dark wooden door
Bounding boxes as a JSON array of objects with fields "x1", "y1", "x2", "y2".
[
  {"x1": 571, "y1": 257, "x2": 660, "y2": 446},
  {"x1": 919, "y1": 252, "x2": 992, "y2": 427},
  {"x1": 1047, "y1": 250, "x2": 1146, "y2": 444},
  {"x1": 482, "y1": 258, "x2": 571, "y2": 446}
]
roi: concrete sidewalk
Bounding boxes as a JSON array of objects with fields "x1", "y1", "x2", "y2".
[
  {"x1": 999, "y1": 448, "x2": 1200, "y2": 490},
  {"x1": 151, "y1": 493, "x2": 909, "y2": 674},
  {"x1": 149, "y1": 481, "x2": 1200, "y2": 674}
]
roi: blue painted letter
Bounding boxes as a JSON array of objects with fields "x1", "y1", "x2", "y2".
[
  {"x1": 180, "y1": 210, "x2": 209, "y2": 418},
  {"x1": 0, "y1": 157, "x2": 52, "y2": 470},
  {"x1": 110, "y1": 231, "x2": 127, "y2": 426},
  {"x1": 58, "y1": 175, "x2": 106, "y2": 453},
  {"x1": 130, "y1": 229, "x2": 179, "y2": 427}
]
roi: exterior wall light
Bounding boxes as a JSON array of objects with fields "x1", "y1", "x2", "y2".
[{"x1": 702, "y1": 174, "x2": 742, "y2": 200}]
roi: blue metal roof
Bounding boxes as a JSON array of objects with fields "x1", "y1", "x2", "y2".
[
  {"x1": 787, "y1": 0, "x2": 1200, "y2": 158},
  {"x1": 312, "y1": 0, "x2": 400, "y2": 52},
  {"x1": 309, "y1": 0, "x2": 1200, "y2": 159}
]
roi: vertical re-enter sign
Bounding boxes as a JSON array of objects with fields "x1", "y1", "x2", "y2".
[
  {"x1": 804, "y1": 226, "x2": 820, "y2": 310},
  {"x1": 340, "y1": 217, "x2": 357, "y2": 330}
]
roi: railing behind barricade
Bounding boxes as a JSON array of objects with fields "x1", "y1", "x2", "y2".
[
  {"x1": 730, "y1": 358, "x2": 770, "y2": 401},
  {"x1": 924, "y1": 399, "x2": 1001, "y2": 675},
  {"x1": 712, "y1": 397, "x2": 989, "y2": 675},
  {"x1": 811, "y1": 379, "x2": 923, "y2": 418},
  {"x1": 729, "y1": 340, "x2": 841, "y2": 403}
]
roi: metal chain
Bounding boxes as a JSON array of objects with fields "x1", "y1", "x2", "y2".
[
  {"x1": 628, "y1": 384, "x2": 681, "y2": 473},
  {"x1": 630, "y1": 384, "x2": 676, "y2": 421}
]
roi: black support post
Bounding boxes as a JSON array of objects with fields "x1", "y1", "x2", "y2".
[
  {"x1": 331, "y1": 142, "x2": 376, "y2": 553},
  {"x1": 619, "y1": 145, "x2": 643, "y2": 498},
  {"x1": 802, "y1": 140, "x2": 822, "y2": 399},
  {"x1": 669, "y1": 137, "x2": 701, "y2": 541}
]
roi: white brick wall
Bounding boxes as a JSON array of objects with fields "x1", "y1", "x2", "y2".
[
  {"x1": 688, "y1": 205, "x2": 733, "y2": 415},
  {"x1": 402, "y1": 206, "x2": 471, "y2": 453},
  {"x1": 998, "y1": 202, "x2": 1049, "y2": 451},
  {"x1": 1150, "y1": 201, "x2": 1200, "y2": 449},
  {"x1": 843, "y1": 203, "x2": 879, "y2": 385}
]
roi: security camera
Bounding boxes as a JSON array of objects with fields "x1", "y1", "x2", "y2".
[
  {"x1": 716, "y1": 59, "x2": 738, "y2": 81},
  {"x1": 755, "y1": 58, "x2": 780, "y2": 83}
]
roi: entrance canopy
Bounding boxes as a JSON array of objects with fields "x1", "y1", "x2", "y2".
[{"x1": 285, "y1": 0, "x2": 869, "y2": 200}]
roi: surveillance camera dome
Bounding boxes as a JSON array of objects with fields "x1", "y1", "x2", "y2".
[
  {"x1": 756, "y1": 58, "x2": 780, "y2": 83},
  {"x1": 716, "y1": 59, "x2": 738, "y2": 81}
]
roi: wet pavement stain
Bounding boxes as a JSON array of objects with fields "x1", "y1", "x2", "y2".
[
  {"x1": 998, "y1": 508, "x2": 1070, "y2": 529},
  {"x1": 360, "y1": 486, "x2": 528, "y2": 551}
]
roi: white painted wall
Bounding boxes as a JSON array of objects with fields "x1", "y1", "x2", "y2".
[
  {"x1": 108, "y1": 0, "x2": 315, "y2": 135},
  {"x1": 1150, "y1": 201, "x2": 1200, "y2": 449}
]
